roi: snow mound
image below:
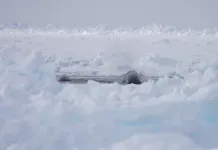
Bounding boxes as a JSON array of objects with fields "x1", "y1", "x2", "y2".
[{"x1": 1, "y1": 27, "x2": 218, "y2": 150}]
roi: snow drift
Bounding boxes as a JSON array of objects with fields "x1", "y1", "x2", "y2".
[{"x1": 1, "y1": 26, "x2": 218, "y2": 150}]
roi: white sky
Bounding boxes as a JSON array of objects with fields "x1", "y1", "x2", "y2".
[{"x1": 0, "y1": 0, "x2": 217, "y2": 29}]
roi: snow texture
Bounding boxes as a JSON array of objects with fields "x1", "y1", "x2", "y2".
[{"x1": 1, "y1": 26, "x2": 218, "y2": 150}]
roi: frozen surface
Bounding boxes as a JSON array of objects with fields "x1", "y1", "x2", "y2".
[{"x1": 1, "y1": 26, "x2": 218, "y2": 150}]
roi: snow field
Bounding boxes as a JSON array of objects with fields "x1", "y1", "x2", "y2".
[{"x1": 0, "y1": 27, "x2": 218, "y2": 150}]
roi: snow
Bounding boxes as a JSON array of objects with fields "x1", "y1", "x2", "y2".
[{"x1": 1, "y1": 26, "x2": 218, "y2": 150}]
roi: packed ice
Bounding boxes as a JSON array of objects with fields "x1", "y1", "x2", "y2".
[{"x1": 0, "y1": 26, "x2": 218, "y2": 150}]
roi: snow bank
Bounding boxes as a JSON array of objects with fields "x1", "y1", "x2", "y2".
[{"x1": 1, "y1": 27, "x2": 218, "y2": 150}]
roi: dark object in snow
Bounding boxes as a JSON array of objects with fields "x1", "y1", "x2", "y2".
[
  {"x1": 56, "y1": 70, "x2": 184, "y2": 85},
  {"x1": 120, "y1": 70, "x2": 142, "y2": 84}
]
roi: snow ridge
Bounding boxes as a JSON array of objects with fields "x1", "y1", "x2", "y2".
[
  {"x1": 0, "y1": 23, "x2": 218, "y2": 37},
  {"x1": 1, "y1": 25, "x2": 218, "y2": 150}
]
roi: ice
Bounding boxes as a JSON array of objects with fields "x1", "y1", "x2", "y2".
[
  {"x1": 1, "y1": 26, "x2": 218, "y2": 150},
  {"x1": 109, "y1": 133, "x2": 203, "y2": 150}
]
